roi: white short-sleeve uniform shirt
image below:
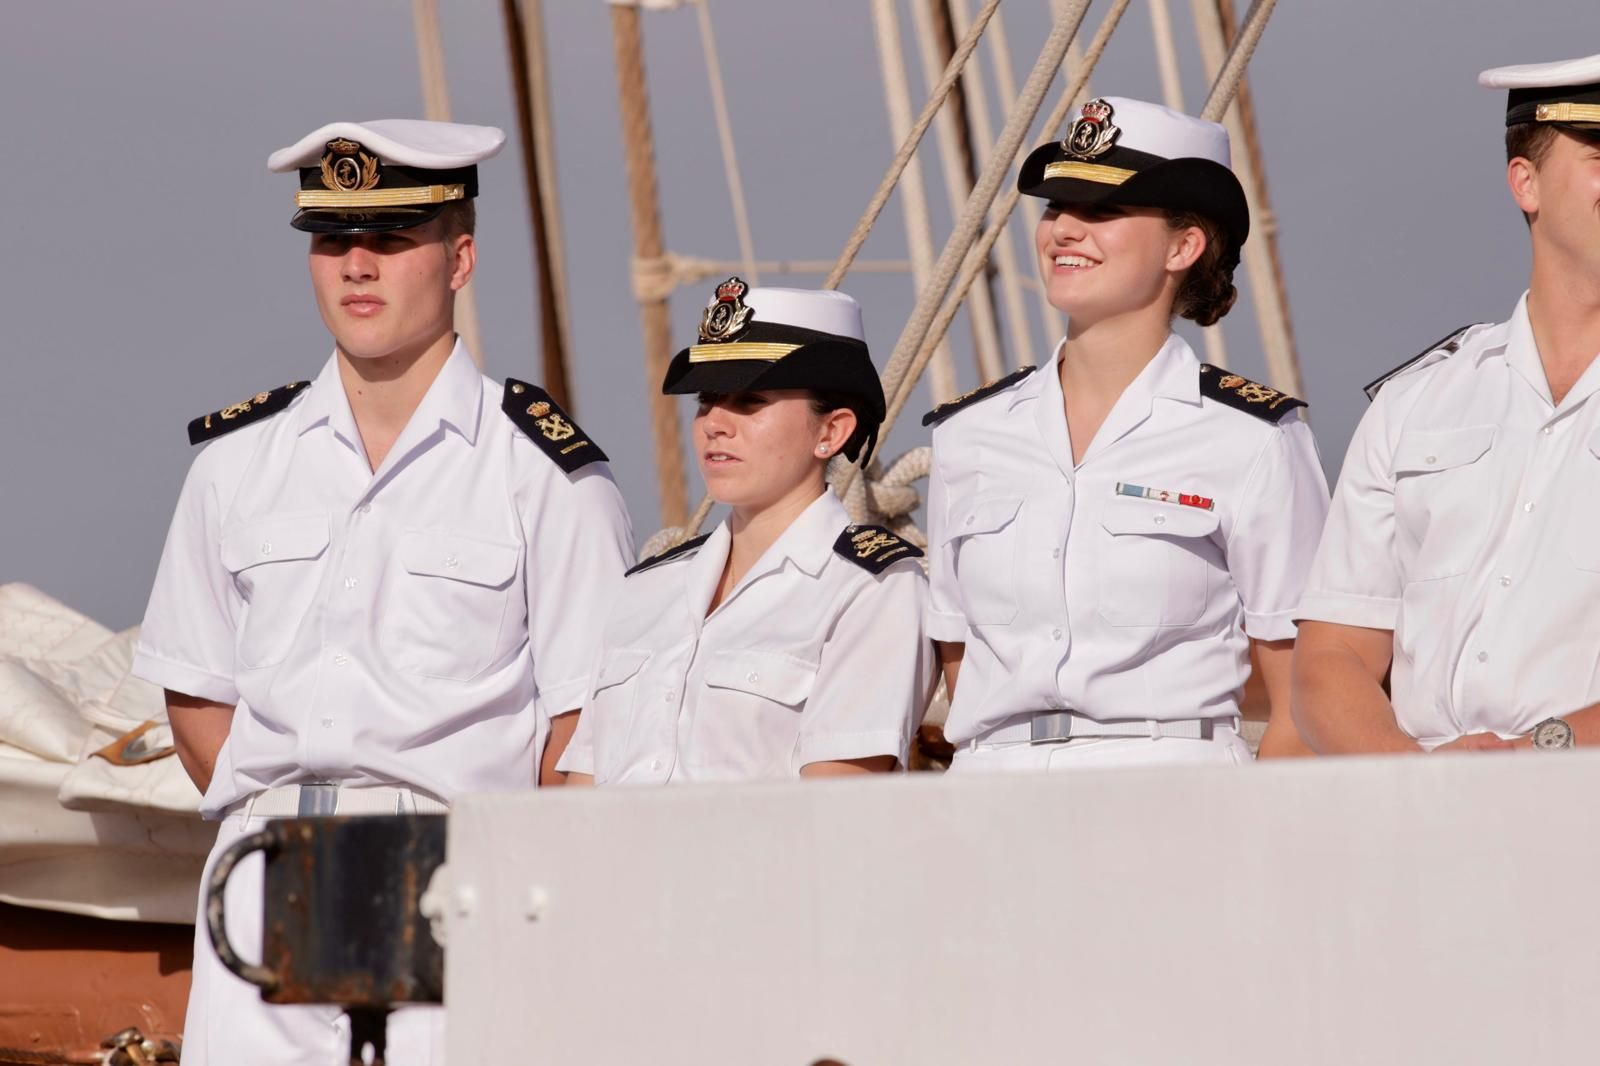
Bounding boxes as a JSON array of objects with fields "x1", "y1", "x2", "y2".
[
  {"x1": 1299, "y1": 294, "x2": 1600, "y2": 746},
  {"x1": 132, "y1": 341, "x2": 634, "y2": 815},
  {"x1": 926, "y1": 333, "x2": 1330, "y2": 747},
  {"x1": 558, "y1": 490, "x2": 933, "y2": 783}
]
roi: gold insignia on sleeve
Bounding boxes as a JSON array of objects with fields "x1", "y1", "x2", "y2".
[{"x1": 852, "y1": 529, "x2": 900, "y2": 558}]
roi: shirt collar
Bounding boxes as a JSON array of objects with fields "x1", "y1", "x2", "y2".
[
  {"x1": 1494, "y1": 292, "x2": 1552, "y2": 405},
  {"x1": 1010, "y1": 332, "x2": 1201, "y2": 410},
  {"x1": 739, "y1": 489, "x2": 848, "y2": 581},
  {"x1": 290, "y1": 337, "x2": 484, "y2": 447}
]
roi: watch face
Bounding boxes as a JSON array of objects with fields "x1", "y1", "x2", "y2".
[{"x1": 1533, "y1": 719, "x2": 1575, "y2": 750}]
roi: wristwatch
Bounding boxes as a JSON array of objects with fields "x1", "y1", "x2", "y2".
[{"x1": 1531, "y1": 717, "x2": 1576, "y2": 751}]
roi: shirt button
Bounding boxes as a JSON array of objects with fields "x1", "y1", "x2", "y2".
[
  {"x1": 1524, "y1": 502, "x2": 1536, "y2": 513},
  {"x1": 650, "y1": 759, "x2": 662, "y2": 771},
  {"x1": 965, "y1": 515, "x2": 975, "y2": 526},
  {"x1": 344, "y1": 577, "x2": 358, "y2": 590},
  {"x1": 260, "y1": 541, "x2": 273, "y2": 555},
  {"x1": 333, "y1": 653, "x2": 349, "y2": 666},
  {"x1": 1052, "y1": 548, "x2": 1061, "y2": 559},
  {"x1": 444, "y1": 555, "x2": 459, "y2": 569},
  {"x1": 1500, "y1": 575, "x2": 1512, "y2": 587},
  {"x1": 1542, "y1": 426, "x2": 1553, "y2": 436},
  {"x1": 1153, "y1": 515, "x2": 1166, "y2": 526},
  {"x1": 1051, "y1": 628, "x2": 1063, "y2": 640},
  {"x1": 746, "y1": 671, "x2": 759, "y2": 683},
  {"x1": 1477, "y1": 651, "x2": 1489, "y2": 663},
  {"x1": 359, "y1": 503, "x2": 372, "y2": 514},
  {"x1": 1424, "y1": 455, "x2": 1437, "y2": 465},
  {"x1": 321, "y1": 718, "x2": 334, "y2": 728}
]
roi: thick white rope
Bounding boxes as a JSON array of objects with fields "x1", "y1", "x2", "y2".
[
  {"x1": 412, "y1": 0, "x2": 486, "y2": 369},
  {"x1": 870, "y1": 0, "x2": 960, "y2": 403},
  {"x1": 692, "y1": 0, "x2": 761, "y2": 284},
  {"x1": 907, "y1": 0, "x2": 1005, "y2": 383}
]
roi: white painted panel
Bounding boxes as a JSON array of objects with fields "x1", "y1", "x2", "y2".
[{"x1": 447, "y1": 755, "x2": 1600, "y2": 1065}]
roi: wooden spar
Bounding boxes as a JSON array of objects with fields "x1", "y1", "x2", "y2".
[
  {"x1": 1147, "y1": 0, "x2": 1232, "y2": 371},
  {"x1": 869, "y1": 0, "x2": 960, "y2": 403},
  {"x1": 610, "y1": 3, "x2": 689, "y2": 527},
  {"x1": 1190, "y1": 0, "x2": 1299, "y2": 395},
  {"x1": 911, "y1": 0, "x2": 1005, "y2": 381},
  {"x1": 501, "y1": 0, "x2": 575, "y2": 408},
  {"x1": 1213, "y1": 0, "x2": 1298, "y2": 385},
  {"x1": 412, "y1": 0, "x2": 486, "y2": 369}
]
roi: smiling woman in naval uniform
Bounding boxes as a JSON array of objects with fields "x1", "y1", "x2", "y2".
[
  {"x1": 923, "y1": 97, "x2": 1329, "y2": 771},
  {"x1": 560, "y1": 281, "x2": 935, "y2": 784}
]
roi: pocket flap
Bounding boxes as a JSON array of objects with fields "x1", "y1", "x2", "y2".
[
  {"x1": 220, "y1": 513, "x2": 330, "y2": 572},
  {"x1": 943, "y1": 494, "x2": 1024, "y2": 543},
  {"x1": 593, "y1": 648, "x2": 649, "y2": 692},
  {"x1": 1393, "y1": 426, "x2": 1495, "y2": 476},
  {"x1": 1100, "y1": 496, "x2": 1219, "y2": 539},
  {"x1": 398, "y1": 530, "x2": 520, "y2": 588},
  {"x1": 702, "y1": 650, "x2": 817, "y2": 706}
]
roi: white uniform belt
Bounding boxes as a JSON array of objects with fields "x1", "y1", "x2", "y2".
[
  {"x1": 235, "y1": 782, "x2": 449, "y2": 819},
  {"x1": 972, "y1": 710, "x2": 1238, "y2": 748}
]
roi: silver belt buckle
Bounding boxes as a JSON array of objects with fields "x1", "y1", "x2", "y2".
[
  {"x1": 1029, "y1": 711, "x2": 1075, "y2": 744},
  {"x1": 297, "y1": 782, "x2": 339, "y2": 817}
]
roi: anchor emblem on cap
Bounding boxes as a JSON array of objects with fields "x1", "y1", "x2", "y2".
[
  {"x1": 1061, "y1": 98, "x2": 1120, "y2": 160},
  {"x1": 319, "y1": 138, "x2": 381, "y2": 193},
  {"x1": 698, "y1": 276, "x2": 755, "y2": 343}
]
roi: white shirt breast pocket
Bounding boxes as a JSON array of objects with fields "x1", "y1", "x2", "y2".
[
  {"x1": 1096, "y1": 497, "x2": 1219, "y2": 627},
  {"x1": 220, "y1": 513, "x2": 331, "y2": 669},
  {"x1": 382, "y1": 529, "x2": 521, "y2": 680},
  {"x1": 1391, "y1": 425, "x2": 1495, "y2": 581},
  {"x1": 695, "y1": 650, "x2": 818, "y2": 771},
  {"x1": 945, "y1": 494, "x2": 1024, "y2": 625}
]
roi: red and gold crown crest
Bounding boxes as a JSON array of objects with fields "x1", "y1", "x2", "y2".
[
  {"x1": 1061, "y1": 97, "x2": 1120, "y2": 160},
  {"x1": 698, "y1": 275, "x2": 755, "y2": 343}
]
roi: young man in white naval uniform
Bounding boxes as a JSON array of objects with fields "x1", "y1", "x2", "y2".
[
  {"x1": 1293, "y1": 56, "x2": 1600, "y2": 754},
  {"x1": 131, "y1": 120, "x2": 633, "y2": 1064}
]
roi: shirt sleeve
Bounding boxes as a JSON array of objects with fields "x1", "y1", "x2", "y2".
[
  {"x1": 522, "y1": 463, "x2": 635, "y2": 721},
  {"x1": 794, "y1": 564, "x2": 934, "y2": 770},
  {"x1": 1295, "y1": 398, "x2": 1404, "y2": 631},
  {"x1": 1224, "y1": 415, "x2": 1331, "y2": 640},
  {"x1": 923, "y1": 443, "x2": 968, "y2": 642},
  {"x1": 131, "y1": 448, "x2": 243, "y2": 704}
]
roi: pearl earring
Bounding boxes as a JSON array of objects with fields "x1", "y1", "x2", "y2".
[{"x1": 816, "y1": 445, "x2": 829, "y2": 456}]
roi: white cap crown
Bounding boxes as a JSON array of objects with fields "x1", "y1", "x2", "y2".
[
  {"x1": 268, "y1": 119, "x2": 505, "y2": 172},
  {"x1": 742, "y1": 287, "x2": 865, "y2": 341},
  {"x1": 1098, "y1": 96, "x2": 1232, "y2": 168}
]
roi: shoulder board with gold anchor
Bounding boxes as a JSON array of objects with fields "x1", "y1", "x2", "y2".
[
  {"x1": 625, "y1": 534, "x2": 710, "y2": 577},
  {"x1": 1198, "y1": 365, "x2": 1306, "y2": 424},
  {"x1": 188, "y1": 381, "x2": 310, "y2": 445},
  {"x1": 1362, "y1": 323, "x2": 1485, "y2": 401},
  {"x1": 921, "y1": 365, "x2": 1038, "y2": 427},
  {"x1": 833, "y1": 524, "x2": 924, "y2": 575},
  {"x1": 502, "y1": 379, "x2": 609, "y2": 473}
]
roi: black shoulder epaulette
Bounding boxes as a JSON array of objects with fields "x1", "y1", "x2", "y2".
[
  {"x1": 625, "y1": 534, "x2": 710, "y2": 577},
  {"x1": 833, "y1": 524, "x2": 924, "y2": 575},
  {"x1": 502, "y1": 379, "x2": 608, "y2": 473},
  {"x1": 1363, "y1": 323, "x2": 1482, "y2": 401},
  {"x1": 188, "y1": 381, "x2": 310, "y2": 445},
  {"x1": 1198, "y1": 365, "x2": 1306, "y2": 424},
  {"x1": 921, "y1": 366, "x2": 1038, "y2": 427}
]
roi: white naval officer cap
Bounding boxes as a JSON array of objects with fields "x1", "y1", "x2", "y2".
[
  {"x1": 267, "y1": 119, "x2": 506, "y2": 234},
  {"x1": 1479, "y1": 53, "x2": 1600, "y2": 130},
  {"x1": 1017, "y1": 96, "x2": 1249, "y2": 254}
]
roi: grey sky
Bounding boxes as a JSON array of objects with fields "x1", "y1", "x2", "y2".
[{"x1": 1, "y1": 0, "x2": 1589, "y2": 627}]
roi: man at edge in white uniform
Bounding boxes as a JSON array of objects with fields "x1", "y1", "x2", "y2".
[
  {"x1": 130, "y1": 120, "x2": 633, "y2": 1064},
  {"x1": 1293, "y1": 56, "x2": 1600, "y2": 755}
]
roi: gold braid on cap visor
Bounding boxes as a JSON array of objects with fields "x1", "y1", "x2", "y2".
[
  {"x1": 687, "y1": 342, "x2": 803, "y2": 363},
  {"x1": 1042, "y1": 161, "x2": 1136, "y2": 185},
  {"x1": 295, "y1": 184, "x2": 467, "y2": 208},
  {"x1": 1536, "y1": 102, "x2": 1600, "y2": 123}
]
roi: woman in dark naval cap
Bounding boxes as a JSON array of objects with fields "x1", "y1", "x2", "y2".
[
  {"x1": 560, "y1": 281, "x2": 934, "y2": 784},
  {"x1": 922, "y1": 97, "x2": 1329, "y2": 771}
]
